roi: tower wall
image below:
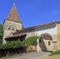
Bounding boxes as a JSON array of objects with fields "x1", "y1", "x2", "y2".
[{"x1": 3, "y1": 20, "x2": 22, "y2": 44}]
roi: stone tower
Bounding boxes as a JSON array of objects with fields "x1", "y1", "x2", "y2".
[{"x1": 3, "y1": 4, "x2": 23, "y2": 44}]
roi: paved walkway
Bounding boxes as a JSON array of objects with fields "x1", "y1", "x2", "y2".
[{"x1": 10, "y1": 52, "x2": 50, "y2": 59}]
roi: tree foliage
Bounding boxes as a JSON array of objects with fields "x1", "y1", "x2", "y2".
[
  {"x1": 24, "y1": 36, "x2": 38, "y2": 46},
  {"x1": 0, "y1": 36, "x2": 38, "y2": 49},
  {"x1": 0, "y1": 24, "x2": 3, "y2": 43},
  {"x1": 0, "y1": 24, "x2": 3, "y2": 36}
]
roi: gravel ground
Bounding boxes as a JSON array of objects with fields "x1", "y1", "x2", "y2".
[{"x1": 9, "y1": 52, "x2": 50, "y2": 59}]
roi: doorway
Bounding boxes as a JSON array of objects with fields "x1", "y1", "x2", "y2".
[{"x1": 39, "y1": 33, "x2": 52, "y2": 52}]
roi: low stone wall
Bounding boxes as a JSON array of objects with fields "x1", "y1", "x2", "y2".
[{"x1": 27, "y1": 45, "x2": 37, "y2": 52}]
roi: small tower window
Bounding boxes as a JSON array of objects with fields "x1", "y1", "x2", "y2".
[
  {"x1": 12, "y1": 28, "x2": 14, "y2": 30},
  {"x1": 8, "y1": 28, "x2": 10, "y2": 30}
]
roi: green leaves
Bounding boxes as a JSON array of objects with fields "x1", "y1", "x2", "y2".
[
  {"x1": 0, "y1": 24, "x2": 38, "y2": 49},
  {"x1": 0, "y1": 36, "x2": 38, "y2": 49},
  {"x1": 24, "y1": 36, "x2": 38, "y2": 46},
  {"x1": 0, "y1": 24, "x2": 3, "y2": 36},
  {"x1": 0, "y1": 24, "x2": 3, "y2": 43},
  {"x1": 0, "y1": 41, "x2": 26, "y2": 49}
]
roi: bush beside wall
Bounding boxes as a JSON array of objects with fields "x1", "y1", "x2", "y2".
[
  {"x1": 0, "y1": 36, "x2": 38, "y2": 57},
  {"x1": 0, "y1": 36, "x2": 38, "y2": 49}
]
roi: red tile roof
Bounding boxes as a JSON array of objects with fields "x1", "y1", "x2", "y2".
[
  {"x1": 15, "y1": 20, "x2": 60, "y2": 34},
  {"x1": 7, "y1": 4, "x2": 21, "y2": 22},
  {"x1": 5, "y1": 33, "x2": 27, "y2": 39}
]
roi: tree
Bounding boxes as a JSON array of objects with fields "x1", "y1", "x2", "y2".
[
  {"x1": 0, "y1": 24, "x2": 3, "y2": 43},
  {"x1": 24, "y1": 36, "x2": 38, "y2": 46}
]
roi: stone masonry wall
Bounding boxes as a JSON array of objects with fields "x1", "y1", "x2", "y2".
[
  {"x1": 56, "y1": 23, "x2": 60, "y2": 49},
  {"x1": 3, "y1": 20, "x2": 22, "y2": 43}
]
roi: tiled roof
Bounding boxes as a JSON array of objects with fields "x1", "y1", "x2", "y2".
[
  {"x1": 15, "y1": 20, "x2": 60, "y2": 34},
  {"x1": 7, "y1": 4, "x2": 20, "y2": 22},
  {"x1": 5, "y1": 33, "x2": 27, "y2": 39}
]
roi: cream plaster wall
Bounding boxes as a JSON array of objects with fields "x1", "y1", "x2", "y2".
[
  {"x1": 35, "y1": 25, "x2": 57, "y2": 51},
  {"x1": 35, "y1": 25, "x2": 57, "y2": 41}
]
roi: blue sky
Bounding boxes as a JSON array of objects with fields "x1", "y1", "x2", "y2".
[{"x1": 0, "y1": 0, "x2": 60, "y2": 28}]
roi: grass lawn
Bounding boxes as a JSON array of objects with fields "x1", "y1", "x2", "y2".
[{"x1": 50, "y1": 50, "x2": 60, "y2": 55}]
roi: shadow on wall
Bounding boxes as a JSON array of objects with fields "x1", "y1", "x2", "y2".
[
  {"x1": 39, "y1": 39, "x2": 47, "y2": 51},
  {"x1": 39, "y1": 33, "x2": 53, "y2": 52}
]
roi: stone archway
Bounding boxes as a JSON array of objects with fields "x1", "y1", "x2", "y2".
[{"x1": 37, "y1": 33, "x2": 53, "y2": 52}]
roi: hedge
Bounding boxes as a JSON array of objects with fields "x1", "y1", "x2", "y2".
[{"x1": 0, "y1": 36, "x2": 38, "y2": 49}]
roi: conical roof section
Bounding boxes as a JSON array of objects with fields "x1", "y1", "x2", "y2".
[{"x1": 7, "y1": 4, "x2": 20, "y2": 22}]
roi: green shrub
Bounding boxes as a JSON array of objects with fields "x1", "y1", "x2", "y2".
[
  {"x1": 24, "y1": 36, "x2": 38, "y2": 46},
  {"x1": 0, "y1": 36, "x2": 38, "y2": 49},
  {"x1": 50, "y1": 50, "x2": 60, "y2": 55},
  {"x1": 0, "y1": 24, "x2": 3, "y2": 43}
]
